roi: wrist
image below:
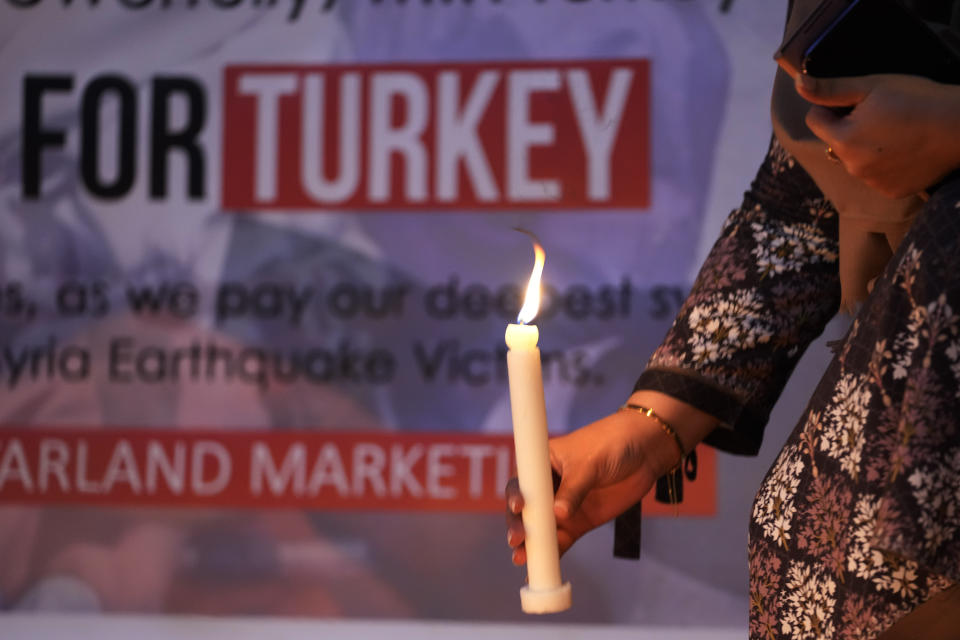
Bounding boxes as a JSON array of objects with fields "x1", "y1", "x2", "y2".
[
  {"x1": 609, "y1": 406, "x2": 682, "y2": 480},
  {"x1": 619, "y1": 403, "x2": 685, "y2": 470},
  {"x1": 622, "y1": 389, "x2": 719, "y2": 476}
]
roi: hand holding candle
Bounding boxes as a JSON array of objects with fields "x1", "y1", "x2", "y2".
[{"x1": 505, "y1": 230, "x2": 572, "y2": 614}]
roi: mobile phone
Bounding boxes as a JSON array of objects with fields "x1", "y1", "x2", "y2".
[{"x1": 774, "y1": 0, "x2": 960, "y2": 83}]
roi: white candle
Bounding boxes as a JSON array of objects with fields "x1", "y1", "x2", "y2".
[{"x1": 505, "y1": 233, "x2": 571, "y2": 614}]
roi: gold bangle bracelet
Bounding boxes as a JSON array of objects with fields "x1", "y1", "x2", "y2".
[
  {"x1": 619, "y1": 403, "x2": 686, "y2": 462},
  {"x1": 619, "y1": 403, "x2": 687, "y2": 516}
]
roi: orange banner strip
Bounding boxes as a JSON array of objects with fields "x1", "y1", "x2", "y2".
[{"x1": 0, "y1": 429, "x2": 714, "y2": 515}]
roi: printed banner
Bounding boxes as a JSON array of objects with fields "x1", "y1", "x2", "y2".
[{"x1": 0, "y1": 0, "x2": 788, "y2": 627}]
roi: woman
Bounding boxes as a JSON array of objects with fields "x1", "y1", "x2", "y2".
[{"x1": 507, "y1": 2, "x2": 960, "y2": 636}]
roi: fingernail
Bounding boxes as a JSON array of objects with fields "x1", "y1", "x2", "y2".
[
  {"x1": 508, "y1": 497, "x2": 520, "y2": 512},
  {"x1": 554, "y1": 500, "x2": 569, "y2": 519},
  {"x1": 507, "y1": 531, "x2": 515, "y2": 546}
]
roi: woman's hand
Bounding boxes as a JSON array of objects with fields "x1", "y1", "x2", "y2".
[
  {"x1": 796, "y1": 73, "x2": 960, "y2": 199},
  {"x1": 506, "y1": 391, "x2": 718, "y2": 565},
  {"x1": 506, "y1": 411, "x2": 661, "y2": 565}
]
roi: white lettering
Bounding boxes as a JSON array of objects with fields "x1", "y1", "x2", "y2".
[
  {"x1": 301, "y1": 73, "x2": 361, "y2": 203},
  {"x1": 239, "y1": 73, "x2": 298, "y2": 202},
  {"x1": 145, "y1": 441, "x2": 186, "y2": 495},
  {"x1": 459, "y1": 444, "x2": 495, "y2": 499},
  {"x1": 352, "y1": 442, "x2": 387, "y2": 497},
  {"x1": 567, "y1": 68, "x2": 632, "y2": 201},
  {"x1": 101, "y1": 440, "x2": 143, "y2": 494},
  {"x1": 191, "y1": 440, "x2": 231, "y2": 496},
  {"x1": 75, "y1": 439, "x2": 101, "y2": 494},
  {"x1": 436, "y1": 71, "x2": 500, "y2": 202},
  {"x1": 306, "y1": 443, "x2": 349, "y2": 496},
  {"x1": 507, "y1": 69, "x2": 561, "y2": 201},
  {"x1": 369, "y1": 72, "x2": 429, "y2": 202},
  {"x1": 38, "y1": 438, "x2": 70, "y2": 492},
  {"x1": 389, "y1": 443, "x2": 424, "y2": 498},
  {"x1": 250, "y1": 442, "x2": 306, "y2": 496},
  {"x1": 0, "y1": 439, "x2": 33, "y2": 492},
  {"x1": 426, "y1": 444, "x2": 456, "y2": 499}
]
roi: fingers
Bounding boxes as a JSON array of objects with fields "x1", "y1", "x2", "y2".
[
  {"x1": 505, "y1": 476, "x2": 524, "y2": 514},
  {"x1": 796, "y1": 75, "x2": 876, "y2": 153},
  {"x1": 804, "y1": 105, "x2": 848, "y2": 153},
  {"x1": 505, "y1": 472, "x2": 570, "y2": 565},
  {"x1": 505, "y1": 477, "x2": 526, "y2": 566},
  {"x1": 795, "y1": 74, "x2": 872, "y2": 108},
  {"x1": 511, "y1": 544, "x2": 526, "y2": 567},
  {"x1": 556, "y1": 529, "x2": 576, "y2": 557},
  {"x1": 552, "y1": 467, "x2": 596, "y2": 523}
]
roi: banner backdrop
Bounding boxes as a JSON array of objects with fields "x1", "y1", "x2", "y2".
[{"x1": 0, "y1": 0, "x2": 819, "y2": 627}]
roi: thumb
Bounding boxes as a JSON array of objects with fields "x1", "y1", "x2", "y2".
[
  {"x1": 553, "y1": 468, "x2": 596, "y2": 521},
  {"x1": 795, "y1": 74, "x2": 872, "y2": 107}
]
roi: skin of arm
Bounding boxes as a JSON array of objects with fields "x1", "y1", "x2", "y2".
[{"x1": 797, "y1": 73, "x2": 960, "y2": 199}]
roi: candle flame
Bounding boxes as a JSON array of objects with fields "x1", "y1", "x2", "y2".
[{"x1": 515, "y1": 229, "x2": 545, "y2": 325}]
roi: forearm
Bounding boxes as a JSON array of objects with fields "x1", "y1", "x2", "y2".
[{"x1": 636, "y1": 137, "x2": 841, "y2": 455}]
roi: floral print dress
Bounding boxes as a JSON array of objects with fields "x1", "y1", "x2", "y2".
[{"x1": 635, "y1": 138, "x2": 960, "y2": 638}]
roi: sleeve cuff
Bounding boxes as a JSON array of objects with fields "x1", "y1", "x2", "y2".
[{"x1": 634, "y1": 367, "x2": 768, "y2": 456}]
